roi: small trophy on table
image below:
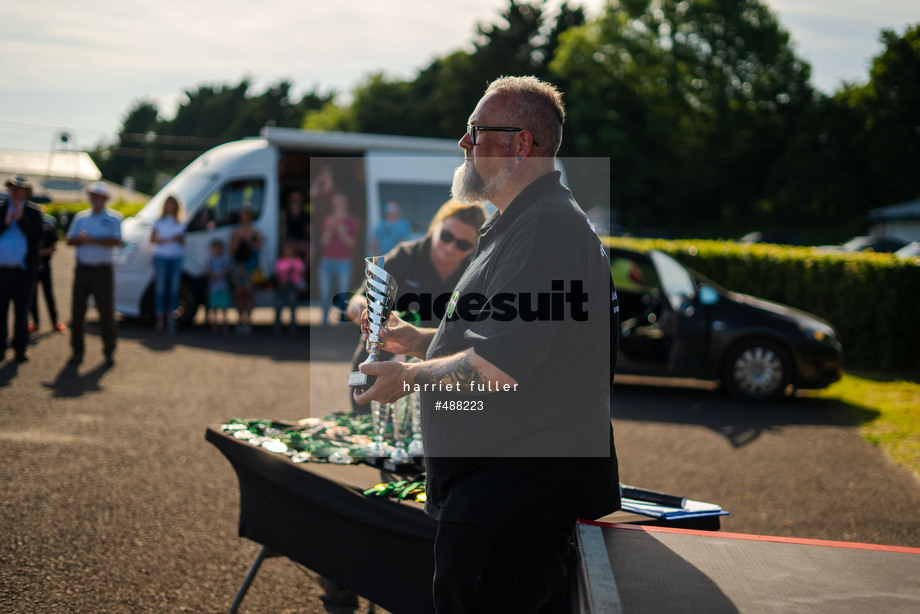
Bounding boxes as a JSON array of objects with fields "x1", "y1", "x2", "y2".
[
  {"x1": 348, "y1": 256, "x2": 398, "y2": 464},
  {"x1": 384, "y1": 394, "x2": 418, "y2": 473},
  {"x1": 406, "y1": 391, "x2": 424, "y2": 462}
]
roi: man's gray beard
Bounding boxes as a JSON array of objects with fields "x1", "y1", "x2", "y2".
[{"x1": 451, "y1": 160, "x2": 511, "y2": 205}]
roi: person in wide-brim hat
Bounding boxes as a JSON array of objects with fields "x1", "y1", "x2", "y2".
[
  {"x1": 5, "y1": 174, "x2": 32, "y2": 189},
  {"x1": 1, "y1": 174, "x2": 43, "y2": 363},
  {"x1": 5, "y1": 174, "x2": 33, "y2": 198}
]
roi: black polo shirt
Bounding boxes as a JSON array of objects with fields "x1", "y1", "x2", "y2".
[{"x1": 422, "y1": 171, "x2": 620, "y2": 527}]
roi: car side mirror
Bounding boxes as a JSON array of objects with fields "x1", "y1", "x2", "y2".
[{"x1": 699, "y1": 285, "x2": 719, "y2": 306}]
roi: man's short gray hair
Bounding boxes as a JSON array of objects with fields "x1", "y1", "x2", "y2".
[{"x1": 484, "y1": 76, "x2": 565, "y2": 156}]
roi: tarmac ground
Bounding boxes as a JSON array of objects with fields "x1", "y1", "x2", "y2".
[{"x1": 2, "y1": 246, "x2": 918, "y2": 613}]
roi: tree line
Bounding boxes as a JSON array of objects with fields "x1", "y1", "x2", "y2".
[
  {"x1": 92, "y1": 78, "x2": 332, "y2": 197},
  {"x1": 92, "y1": 0, "x2": 920, "y2": 243}
]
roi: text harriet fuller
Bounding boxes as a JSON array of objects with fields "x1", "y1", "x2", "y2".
[{"x1": 403, "y1": 381, "x2": 519, "y2": 392}]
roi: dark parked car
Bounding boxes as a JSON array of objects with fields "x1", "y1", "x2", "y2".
[{"x1": 609, "y1": 247, "x2": 843, "y2": 401}]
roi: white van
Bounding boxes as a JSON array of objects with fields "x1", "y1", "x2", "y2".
[{"x1": 113, "y1": 127, "x2": 463, "y2": 325}]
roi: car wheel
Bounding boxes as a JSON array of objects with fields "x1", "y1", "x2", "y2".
[
  {"x1": 723, "y1": 338, "x2": 792, "y2": 401},
  {"x1": 173, "y1": 279, "x2": 201, "y2": 328}
]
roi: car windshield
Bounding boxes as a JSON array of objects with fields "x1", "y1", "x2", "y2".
[
  {"x1": 132, "y1": 170, "x2": 218, "y2": 222},
  {"x1": 650, "y1": 251, "x2": 696, "y2": 309}
]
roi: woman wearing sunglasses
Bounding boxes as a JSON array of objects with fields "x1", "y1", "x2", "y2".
[{"x1": 345, "y1": 199, "x2": 486, "y2": 413}]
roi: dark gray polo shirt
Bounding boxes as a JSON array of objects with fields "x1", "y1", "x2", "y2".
[{"x1": 421, "y1": 171, "x2": 620, "y2": 527}]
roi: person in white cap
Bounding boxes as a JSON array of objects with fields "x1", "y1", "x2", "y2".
[
  {"x1": 0, "y1": 175, "x2": 44, "y2": 362},
  {"x1": 66, "y1": 182, "x2": 123, "y2": 365}
]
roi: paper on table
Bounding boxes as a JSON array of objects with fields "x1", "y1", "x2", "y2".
[{"x1": 621, "y1": 498, "x2": 730, "y2": 520}]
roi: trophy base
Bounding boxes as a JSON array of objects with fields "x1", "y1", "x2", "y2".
[
  {"x1": 347, "y1": 371, "x2": 375, "y2": 390},
  {"x1": 384, "y1": 458, "x2": 424, "y2": 474}
]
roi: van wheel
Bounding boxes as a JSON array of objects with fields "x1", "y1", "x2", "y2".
[
  {"x1": 173, "y1": 279, "x2": 202, "y2": 328},
  {"x1": 139, "y1": 286, "x2": 156, "y2": 326},
  {"x1": 722, "y1": 339, "x2": 792, "y2": 401}
]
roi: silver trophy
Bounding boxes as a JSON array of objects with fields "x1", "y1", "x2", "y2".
[
  {"x1": 366, "y1": 400, "x2": 392, "y2": 460},
  {"x1": 347, "y1": 256, "x2": 398, "y2": 391},
  {"x1": 406, "y1": 391, "x2": 424, "y2": 459},
  {"x1": 384, "y1": 395, "x2": 415, "y2": 472}
]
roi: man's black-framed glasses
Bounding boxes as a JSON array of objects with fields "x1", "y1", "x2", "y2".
[{"x1": 466, "y1": 124, "x2": 539, "y2": 148}]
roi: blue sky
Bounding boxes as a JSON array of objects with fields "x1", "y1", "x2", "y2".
[{"x1": 0, "y1": 0, "x2": 915, "y2": 153}]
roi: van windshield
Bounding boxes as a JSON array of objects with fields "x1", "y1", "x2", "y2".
[{"x1": 133, "y1": 170, "x2": 218, "y2": 222}]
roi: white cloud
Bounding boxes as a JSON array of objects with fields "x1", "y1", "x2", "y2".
[
  {"x1": 768, "y1": 0, "x2": 914, "y2": 24},
  {"x1": 0, "y1": 0, "x2": 916, "y2": 151}
]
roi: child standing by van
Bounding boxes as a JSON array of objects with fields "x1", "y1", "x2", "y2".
[
  {"x1": 206, "y1": 239, "x2": 231, "y2": 334},
  {"x1": 273, "y1": 242, "x2": 306, "y2": 334},
  {"x1": 230, "y1": 207, "x2": 262, "y2": 335}
]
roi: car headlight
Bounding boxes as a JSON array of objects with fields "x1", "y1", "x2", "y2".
[{"x1": 799, "y1": 320, "x2": 835, "y2": 342}]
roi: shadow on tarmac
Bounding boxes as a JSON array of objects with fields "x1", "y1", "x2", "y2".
[
  {"x1": 114, "y1": 318, "x2": 361, "y2": 363},
  {"x1": 0, "y1": 359, "x2": 21, "y2": 388},
  {"x1": 41, "y1": 360, "x2": 113, "y2": 398},
  {"x1": 611, "y1": 380, "x2": 879, "y2": 448},
  {"x1": 114, "y1": 322, "x2": 313, "y2": 362}
]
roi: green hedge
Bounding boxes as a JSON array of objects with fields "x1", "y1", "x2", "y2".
[
  {"x1": 603, "y1": 237, "x2": 920, "y2": 377},
  {"x1": 45, "y1": 201, "x2": 145, "y2": 221}
]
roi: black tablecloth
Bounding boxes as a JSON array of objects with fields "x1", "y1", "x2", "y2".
[
  {"x1": 206, "y1": 425, "x2": 721, "y2": 613},
  {"x1": 206, "y1": 426, "x2": 437, "y2": 614}
]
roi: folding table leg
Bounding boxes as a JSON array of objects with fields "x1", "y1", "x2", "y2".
[{"x1": 229, "y1": 545, "x2": 277, "y2": 614}]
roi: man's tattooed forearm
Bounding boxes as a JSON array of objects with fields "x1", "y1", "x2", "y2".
[{"x1": 414, "y1": 354, "x2": 494, "y2": 395}]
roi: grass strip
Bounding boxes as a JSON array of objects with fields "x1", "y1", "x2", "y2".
[{"x1": 805, "y1": 374, "x2": 920, "y2": 478}]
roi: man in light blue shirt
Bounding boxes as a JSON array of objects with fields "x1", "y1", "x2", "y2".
[
  {"x1": 66, "y1": 182, "x2": 123, "y2": 365},
  {"x1": 371, "y1": 200, "x2": 412, "y2": 255},
  {"x1": 0, "y1": 175, "x2": 43, "y2": 362}
]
